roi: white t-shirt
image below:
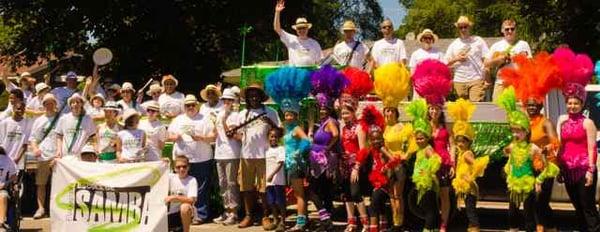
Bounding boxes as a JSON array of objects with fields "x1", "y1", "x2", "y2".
[
  {"x1": 85, "y1": 103, "x2": 104, "y2": 121},
  {"x1": 485, "y1": 39, "x2": 532, "y2": 84},
  {"x1": 215, "y1": 111, "x2": 241, "y2": 160},
  {"x1": 97, "y1": 122, "x2": 121, "y2": 153},
  {"x1": 444, "y1": 36, "x2": 489, "y2": 83},
  {"x1": 54, "y1": 113, "x2": 96, "y2": 158},
  {"x1": 26, "y1": 96, "x2": 44, "y2": 115},
  {"x1": 371, "y1": 38, "x2": 408, "y2": 66},
  {"x1": 199, "y1": 101, "x2": 223, "y2": 124},
  {"x1": 158, "y1": 92, "x2": 185, "y2": 117},
  {"x1": 51, "y1": 87, "x2": 79, "y2": 114},
  {"x1": 0, "y1": 155, "x2": 17, "y2": 185},
  {"x1": 0, "y1": 117, "x2": 32, "y2": 169},
  {"x1": 332, "y1": 40, "x2": 369, "y2": 69},
  {"x1": 30, "y1": 114, "x2": 59, "y2": 161},
  {"x1": 117, "y1": 129, "x2": 145, "y2": 161},
  {"x1": 168, "y1": 174, "x2": 198, "y2": 214},
  {"x1": 408, "y1": 47, "x2": 445, "y2": 70},
  {"x1": 266, "y1": 146, "x2": 285, "y2": 186},
  {"x1": 238, "y1": 107, "x2": 281, "y2": 159},
  {"x1": 279, "y1": 30, "x2": 322, "y2": 66},
  {"x1": 138, "y1": 119, "x2": 167, "y2": 161},
  {"x1": 168, "y1": 113, "x2": 214, "y2": 163}
]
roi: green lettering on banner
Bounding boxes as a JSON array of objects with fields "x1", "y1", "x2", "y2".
[{"x1": 54, "y1": 164, "x2": 163, "y2": 231}]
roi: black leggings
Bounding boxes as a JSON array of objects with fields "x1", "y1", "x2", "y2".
[
  {"x1": 508, "y1": 193, "x2": 535, "y2": 230},
  {"x1": 464, "y1": 194, "x2": 479, "y2": 226},
  {"x1": 534, "y1": 178, "x2": 555, "y2": 228},
  {"x1": 565, "y1": 172, "x2": 600, "y2": 232},
  {"x1": 369, "y1": 188, "x2": 389, "y2": 215},
  {"x1": 308, "y1": 174, "x2": 334, "y2": 212},
  {"x1": 408, "y1": 189, "x2": 439, "y2": 230}
]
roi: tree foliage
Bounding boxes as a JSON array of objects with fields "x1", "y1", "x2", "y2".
[{"x1": 0, "y1": 0, "x2": 382, "y2": 92}]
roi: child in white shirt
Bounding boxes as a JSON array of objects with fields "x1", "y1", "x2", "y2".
[{"x1": 265, "y1": 128, "x2": 286, "y2": 232}]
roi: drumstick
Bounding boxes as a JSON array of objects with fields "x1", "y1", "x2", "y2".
[{"x1": 137, "y1": 78, "x2": 154, "y2": 95}]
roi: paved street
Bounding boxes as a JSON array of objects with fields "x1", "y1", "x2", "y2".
[{"x1": 19, "y1": 201, "x2": 582, "y2": 231}]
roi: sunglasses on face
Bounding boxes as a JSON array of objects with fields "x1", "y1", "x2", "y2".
[
  {"x1": 381, "y1": 25, "x2": 392, "y2": 29},
  {"x1": 175, "y1": 165, "x2": 188, "y2": 170},
  {"x1": 185, "y1": 104, "x2": 196, "y2": 108},
  {"x1": 504, "y1": 27, "x2": 515, "y2": 32},
  {"x1": 459, "y1": 25, "x2": 469, "y2": 29},
  {"x1": 421, "y1": 37, "x2": 433, "y2": 41},
  {"x1": 147, "y1": 109, "x2": 158, "y2": 113}
]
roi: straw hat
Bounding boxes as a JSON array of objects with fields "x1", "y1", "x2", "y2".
[
  {"x1": 122, "y1": 108, "x2": 140, "y2": 122},
  {"x1": 341, "y1": 20, "x2": 357, "y2": 32},
  {"x1": 291, "y1": 18, "x2": 312, "y2": 30},
  {"x1": 161, "y1": 74, "x2": 178, "y2": 86},
  {"x1": 145, "y1": 100, "x2": 160, "y2": 111},
  {"x1": 241, "y1": 83, "x2": 268, "y2": 102},
  {"x1": 103, "y1": 101, "x2": 121, "y2": 112},
  {"x1": 200, "y1": 84, "x2": 222, "y2": 101},
  {"x1": 146, "y1": 83, "x2": 163, "y2": 96},
  {"x1": 18, "y1": 72, "x2": 31, "y2": 83},
  {"x1": 67, "y1": 93, "x2": 84, "y2": 105},
  {"x1": 455, "y1": 16, "x2": 474, "y2": 27},
  {"x1": 91, "y1": 93, "x2": 106, "y2": 104},
  {"x1": 42, "y1": 94, "x2": 57, "y2": 104},
  {"x1": 35, "y1": 83, "x2": 50, "y2": 94},
  {"x1": 220, "y1": 88, "x2": 238, "y2": 100},
  {"x1": 416, "y1": 29, "x2": 439, "y2": 43},
  {"x1": 184, "y1": 94, "x2": 199, "y2": 105},
  {"x1": 121, "y1": 82, "x2": 135, "y2": 93}
]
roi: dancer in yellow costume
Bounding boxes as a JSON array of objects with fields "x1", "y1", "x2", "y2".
[
  {"x1": 447, "y1": 99, "x2": 489, "y2": 232},
  {"x1": 372, "y1": 62, "x2": 412, "y2": 230}
]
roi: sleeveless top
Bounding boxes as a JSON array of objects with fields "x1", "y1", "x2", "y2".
[
  {"x1": 504, "y1": 141, "x2": 535, "y2": 204},
  {"x1": 559, "y1": 113, "x2": 595, "y2": 183},
  {"x1": 432, "y1": 127, "x2": 452, "y2": 167},
  {"x1": 310, "y1": 117, "x2": 338, "y2": 177},
  {"x1": 284, "y1": 123, "x2": 311, "y2": 174},
  {"x1": 530, "y1": 115, "x2": 550, "y2": 148},
  {"x1": 341, "y1": 122, "x2": 359, "y2": 178}
]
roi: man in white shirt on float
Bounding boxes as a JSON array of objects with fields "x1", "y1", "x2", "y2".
[
  {"x1": 332, "y1": 20, "x2": 369, "y2": 69},
  {"x1": 370, "y1": 19, "x2": 408, "y2": 68},
  {"x1": 273, "y1": 0, "x2": 322, "y2": 66},
  {"x1": 484, "y1": 19, "x2": 532, "y2": 101},
  {"x1": 445, "y1": 16, "x2": 490, "y2": 102}
]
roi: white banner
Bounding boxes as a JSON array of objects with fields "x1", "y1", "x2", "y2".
[{"x1": 50, "y1": 159, "x2": 169, "y2": 232}]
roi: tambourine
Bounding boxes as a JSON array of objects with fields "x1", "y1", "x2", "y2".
[{"x1": 93, "y1": 48, "x2": 113, "y2": 66}]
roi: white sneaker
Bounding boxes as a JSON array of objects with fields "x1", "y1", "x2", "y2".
[
  {"x1": 213, "y1": 213, "x2": 227, "y2": 224},
  {"x1": 33, "y1": 208, "x2": 45, "y2": 219},
  {"x1": 222, "y1": 213, "x2": 238, "y2": 226}
]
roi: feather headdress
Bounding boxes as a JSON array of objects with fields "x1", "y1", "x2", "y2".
[
  {"x1": 406, "y1": 99, "x2": 431, "y2": 136},
  {"x1": 265, "y1": 66, "x2": 312, "y2": 113},
  {"x1": 498, "y1": 52, "x2": 561, "y2": 104},
  {"x1": 311, "y1": 65, "x2": 348, "y2": 108},
  {"x1": 359, "y1": 104, "x2": 385, "y2": 134},
  {"x1": 412, "y1": 59, "x2": 452, "y2": 106},
  {"x1": 342, "y1": 67, "x2": 373, "y2": 108},
  {"x1": 447, "y1": 99, "x2": 476, "y2": 140},
  {"x1": 496, "y1": 86, "x2": 529, "y2": 131},
  {"x1": 374, "y1": 62, "x2": 411, "y2": 108},
  {"x1": 552, "y1": 47, "x2": 594, "y2": 102}
]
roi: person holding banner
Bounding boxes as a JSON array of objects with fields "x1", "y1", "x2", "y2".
[
  {"x1": 168, "y1": 94, "x2": 216, "y2": 225},
  {"x1": 116, "y1": 109, "x2": 147, "y2": 162},
  {"x1": 166, "y1": 155, "x2": 198, "y2": 232},
  {"x1": 273, "y1": 0, "x2": 323, "y2": 66},
  {"x1": 29, "y1": 94, "x2": 59, "y2": 219},
  {"x1": 54, "y1": 93, "x2": 97, "y2": 159},
  {"x1": 0, "y1": 146, "x2": 17, "y2": 230}
]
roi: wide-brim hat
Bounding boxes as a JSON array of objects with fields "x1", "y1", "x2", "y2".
[
  {"x1": 121, "y1": 82, "x2": 135, "y2": 93},
  {"x1": 42, "y1": 93, "x2": 57, "y2": 104},
  {"x1": 341, "y1": 20, "x2": 357, "y2": 32},
  {"x1": 455, "y1": 16, "x2": 474, "y2": 27},
  {"x1": 145, "y1": 100, "x2": 160, "y2": 111},
  {"x1": 67, "y1": 93, "x2": 84, "y2": 105},
  {"x1": 35, "y1": 83, "x2": 50, "y2": 94},
  {"x1": 200, "y1": 84, "x2": 222, "y2": 101},
  {"x1": 146, "y1": 83, "x2": 163, "y2": 96},
  {"x1": 18, "y1": 72, "x2": 31, "y2": 83},
  {"x1": 292, "y1": 17, "x2": 312, "y2": 30},
  {"x1": 103, "y1": 101, "x2": 121, "y2": 112},
  {"x1": 161, "y1": 74, "x2": 178, "y2": 86},
  {"x1": 91, "y1": 93, "x2": 106, "y2": 103},
  {"x1": 220, "y1": 88, "x2": 238, "y2": 100},
  {"x1": 241, "y1": 83, "x2": 268, "y2": 102},
  {"x1": 122, "y1": 108, "x2": 140, "y2": 122},
  {"x1": 184, "y1": 94, "x2": 199, "y2": 105},
  {"x1": 416, "y1": 29, "x2": 439, "y2": 43}
]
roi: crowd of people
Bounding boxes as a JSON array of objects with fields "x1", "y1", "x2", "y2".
[{"x1": 0, "y1": 1, "x2": 597, "y2": 232}]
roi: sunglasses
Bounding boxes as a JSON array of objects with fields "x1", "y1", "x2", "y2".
[
  {"x1": 459, "y1": 25, "x2": 469, "y2": 29},
  {"x1": 381, "y1": 25, "x2": 392, "y2": 29},
  {"x1": 185, "y1": 104, "x2": 196, "y2": 108},
  {"x1": 147, "y1": 109, "x2": 158, "y2": 113},
  {"x1": 504, "y1": 27, "x2": 515, "y2": 32},
  {"x1": 421, "y1": 37, "x2": 433, "y2": 41},
  {"x1": 175, "y1": 165, "x2": 188, "y2": 169}
]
